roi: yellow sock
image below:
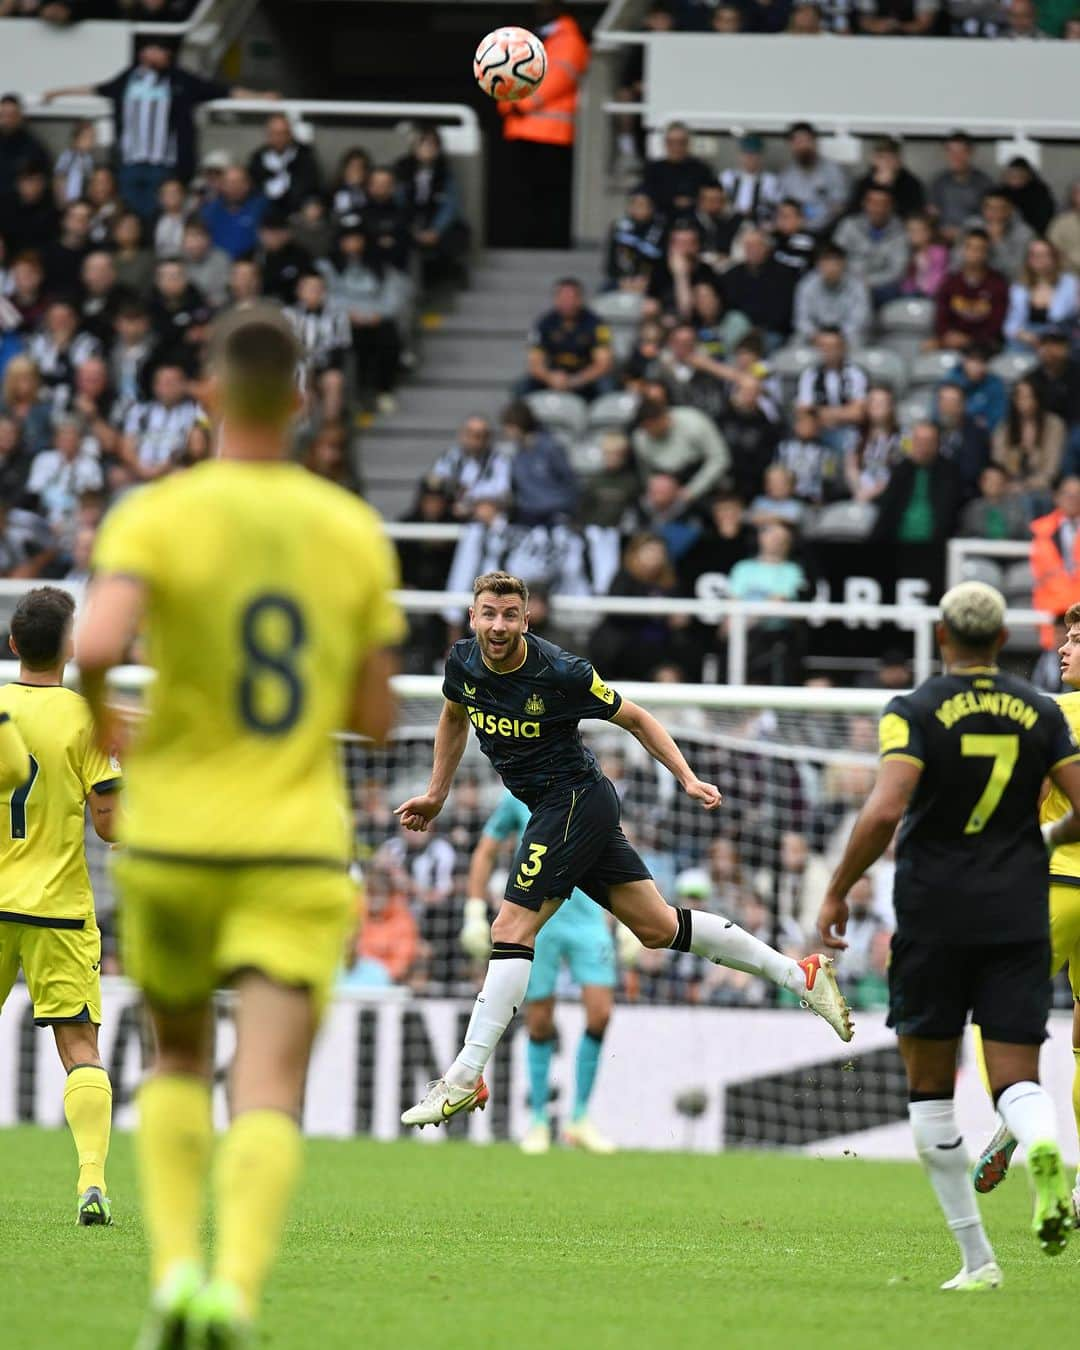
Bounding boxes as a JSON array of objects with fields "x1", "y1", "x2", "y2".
[
  {"x1": 214, "y1": 1109, "x2": 302, "y2": 1320},
  {"x1": 137, "y1": 1075, "x2": 213, "y2": 1286},
  {"x1": 972, "y1": 1024, "x2": 992, "y2": 1098},
  {"x1": 1072, "y1": 1048, "x2": 1080, "y2": 1154},
  {"x1": 63, "y1": 1065, "x2": 112, "y2": 1196}
]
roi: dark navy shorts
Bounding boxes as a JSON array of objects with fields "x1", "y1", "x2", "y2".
[
  {"x1": 887, "y1": 933, "x2": 1051, "y2": 1044},
  {"x1": 504, "y1": 775, "x2": 652, "y2": 912}
]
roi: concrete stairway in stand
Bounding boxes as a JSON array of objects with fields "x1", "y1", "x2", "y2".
[{"x1": 359, "y1": 246, "x2": 601, "y2": 520}]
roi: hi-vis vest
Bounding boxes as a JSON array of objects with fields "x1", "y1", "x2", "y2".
[{"x1": 498, "y1": 15, "x2": 589, "y2": 149}]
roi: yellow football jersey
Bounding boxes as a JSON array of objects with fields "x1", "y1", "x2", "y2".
[
  {"x1": 1043, "y1": 689, "x2": 1080, "y2": 881},
  {"x1": 91, "y1": 459, "x2": 405, "y2": 863},
  {"x1": 0, "y1": 684, "x2": 120, "y2": 922}
]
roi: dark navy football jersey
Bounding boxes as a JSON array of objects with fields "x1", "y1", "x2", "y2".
[
  {"x1": 880, "y1": 667, "x2": 1080, "y2": 944},
  {"x1": 442, "y1": 633, "x2": 622, "y2": 807}
]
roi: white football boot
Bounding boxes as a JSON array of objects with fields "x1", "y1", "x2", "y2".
[
  {"x1": 401, "y1": 1078, "x2": 488, "y2": 1127},
  {"x1": 796, "y1": 955, "x2": 854, "y2": 1042}
]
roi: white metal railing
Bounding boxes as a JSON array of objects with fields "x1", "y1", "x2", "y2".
[
  {"x1": 0, "y1": 576, "x2": 1049, "y2": 689},
  {"x1": 26, "y1": 96, "x2": 483, "y2": 157},
  {"x1": 0, "y1": 661, "x2": 898, "y2": 714},
  {"x1": 946, "y1": 537, "x2": 1032, "y2": 592},
  {"x1": 596, "y1": 33, "x2": 1080, "y2": 142}
]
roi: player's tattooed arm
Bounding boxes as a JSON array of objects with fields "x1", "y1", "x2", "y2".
[
  {"x1": 611, "y1": 699, "x2": 722, "y2": 810},
  {"x1": 818, "y1": 757, "x2": 921, "y2": 950},
  {"x1": 395, "y1": 698, "x2": 469, "y2": 832},
  {"x1": 88, "y1": 787, "x2": 120, "y2": 844}
]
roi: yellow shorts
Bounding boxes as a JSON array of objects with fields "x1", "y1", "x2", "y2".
[
  {"x1": 0, "y1": 917, "x2": 102, "y2": 1026},
  {"x1": 1050, "y1": 881, "x2": 1080, "y2": 999},
  {"x1": 114, "y1": 855, "x2": 354, "y2": 1015}
]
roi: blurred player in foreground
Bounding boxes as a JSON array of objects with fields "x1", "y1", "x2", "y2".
[
  {"x1": 974, "y1": 601, "x2": 1080, "y2": 1214},
  {"x1": 397, "y1": 571, "x2": 852, "y2": 1130},
  {"x1": 819, "y1": 581, "x2": 1080, "y2": 1290},
  {"x1": 464, "y1": 788, "x2": 617, "y2": 1154},
  {"x1": 76, "y1": 305, "x2": 404, "y2": 1348},
  {"x1": 0, "y1": 586, "x2": 121, "y2": 1224}
]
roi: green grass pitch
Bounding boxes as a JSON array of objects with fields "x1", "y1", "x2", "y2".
[{"x1": 4, "y1": 1125, "x2": 1077, "y2": 1350}]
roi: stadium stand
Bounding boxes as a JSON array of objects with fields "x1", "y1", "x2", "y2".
[{"x1": 2, "y1": 0, "x2": 1080, "y2": 1019}]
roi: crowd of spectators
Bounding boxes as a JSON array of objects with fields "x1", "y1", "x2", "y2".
[
  {"x1": 619, "y1": 0, "x2": 1079, "y2": 43},
  {"x1": 0, "y1": 78, "x2": 468, "y2": 581},
  {"x1": 0, "y1": 1, "x2": 197, "y2": 23},
  {"x1": 399, "y1": 119, "x2": 1080, "y2": 687}
]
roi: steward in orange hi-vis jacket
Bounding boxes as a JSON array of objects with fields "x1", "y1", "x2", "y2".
[{"x1": 498, "y1": 2, "x2": 589, "y2": 248}]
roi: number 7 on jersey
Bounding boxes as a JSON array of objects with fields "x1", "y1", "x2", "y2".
[{"x1": 961, "y1": 734, "x2": 1019, "y2": 835}]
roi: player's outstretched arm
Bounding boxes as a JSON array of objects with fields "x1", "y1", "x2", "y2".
[
  {"x1": 611, "y1": 699, "x2": 722, "y2": 810},
  {"x1": 75, "y1": 574, "x2": 147, "y2": 746},
  {"x1": 348, "y1": 647, "x2": 398, "y2": 746},
  {"x1": 1044, "y1": 759, "x2": 1080, "y2": 850},
  {"x1": 394, "y1": 698, "x2": 469, "y2": 832},
  {"x1": 0, "y1": 712, "x2": 30, "y2": 792},
  {"x1": 818, "y1": 758, "x2": 921, "y2": 949}
]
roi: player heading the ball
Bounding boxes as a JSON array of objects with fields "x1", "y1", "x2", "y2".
[{"x1": 396, "y1": 571, "x2": 853, "y2": 1130}]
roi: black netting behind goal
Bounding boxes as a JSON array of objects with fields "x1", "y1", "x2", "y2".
[{"x1": 67, "y1": 687, "x2": 1057, "y2": 1150}]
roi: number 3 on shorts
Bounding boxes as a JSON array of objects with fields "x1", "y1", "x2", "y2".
[{"x1": 515, "y1": 841, "x2": 548, "y2": 889}]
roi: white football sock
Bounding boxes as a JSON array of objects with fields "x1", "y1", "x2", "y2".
[
  {"x1": 996, "y1": 1081, "x2": 1059, "y2": 1149},
  {"x1": 686, "y1": 910, "x2": 801, "y2": 989},
  {"x1": 447, "y1": 944, "x2": 533, "y2": 1089},
  {"x1": 910, "y1": 1099, "x2": 996, "y2": 1272}
]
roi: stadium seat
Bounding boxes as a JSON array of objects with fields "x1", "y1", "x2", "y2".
[
  {"x1": 769, "y1": 345, "x2": 817, "y2": 403},
  {"x1": 989, "y1": 351, "x2": 1039, "y2": 385},
  {"x1": 908, "y1": 351, "x2": 960, "y2": 388},
  {"x1": 958, "y1": 557, "x2": 1006, "y2": 589},
  {"x1": 851, "y1": 347, "x2": 908, "y2": 393},
  {"x1": 880, "y1": 297, "x2": 936, "y2": 336},
  {"x1": 592, "y1": 291, "x2": 646, "y2": 328},
  {"x1": 588, "y1": 390, "x2": 640, "y2": 432},
  {"x1": 1004, "y1": 559, "x2": 1035, "y2": 596},
  {"x1": 897, "y1": 391, "x2": 935, "y2": 426},
  {"x1": 804, "y1": 501, "x2": 877, "y2": 542},
  {"x1": 524, "y1": 390, "x2": 588, "y2": 443}
]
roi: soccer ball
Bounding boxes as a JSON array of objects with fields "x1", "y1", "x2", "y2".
[{"x1": 473, "y1": 26, "x2": 547, "y2": 102}]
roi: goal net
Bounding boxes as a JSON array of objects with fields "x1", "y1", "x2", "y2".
[{"x1": 72, "y1": 676, "x2": 923, "y2": 1148}]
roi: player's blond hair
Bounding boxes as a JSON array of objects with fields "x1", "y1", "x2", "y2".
[
  {"x1": 208, "y1": 303, "x2": 301, "y2": 427},
  {"x1": 1065, "y1": 602, "x2": 1080, "y2": 628},
  {"x1": 939, "y1": 580, "x2": 1006, "y2": 646},
  {"x1": 473, "y1": 572, "x2": 529, "y2": 607}
]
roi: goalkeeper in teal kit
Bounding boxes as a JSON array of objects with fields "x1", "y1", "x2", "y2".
[{"x1": 464, "y1": 789, "x2": 617, "y2": 1155}]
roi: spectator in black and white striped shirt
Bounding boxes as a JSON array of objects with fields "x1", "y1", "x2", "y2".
[
  {"x1": 285, "y1": 272, "x2": 351, "y2": 424},
  {"x1": 27, "y1": 298, "x2": 101, "y2": 412},
  {"x1": 43, "y1": 38, "x2": 277, "y2": 224},
  {"x1": 119, "y1": 362, "x2": 199, "y2": 481},
  {"x1": 795, "y1": 327, "x2": 869, "y2": 455}
]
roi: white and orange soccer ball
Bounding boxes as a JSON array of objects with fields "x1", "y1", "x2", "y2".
[{"x1": 473, "y1": 26, "x2": 547, "y2": 102}]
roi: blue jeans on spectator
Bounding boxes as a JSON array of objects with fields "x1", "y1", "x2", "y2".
[{"x1": 119, "y1": 162, "x2": 173, "y2": 223}]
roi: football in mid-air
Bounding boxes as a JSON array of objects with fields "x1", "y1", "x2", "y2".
[{"x1": 473, "y1": 26, "x2": 547, "y2": 101}]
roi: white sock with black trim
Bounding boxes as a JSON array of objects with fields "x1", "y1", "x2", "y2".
[
  {"x1": 673, "y1": 908, "x2": 801, "y2": 989},
  {"x1": 447, "y1": 943, "x2": 533, "y2": 1089},
  {"x1": 910, "y1": 1097, "x2": 996, "y2": 1272},
  {"x1": 996, "y1": 1080, "x2": 1059, "y2": 1150}
]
